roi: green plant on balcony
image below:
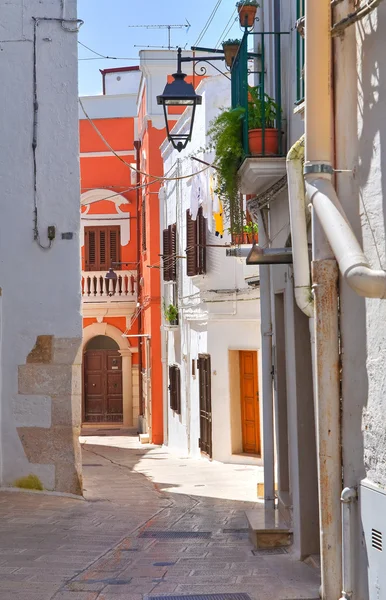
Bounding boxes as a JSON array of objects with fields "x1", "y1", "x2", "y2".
[
  {"x1": 228, "y1": 220, "x2": 258, "y2": 244},
  {"x1": 207, "y1": 106, "x2": 245, "y2": 233},
  {"x1": 236, "y1": 1, "x2": 260, "y2": 28},
  {"x1": 248, "y1": 86, "x2": 281, "y2": 155},
  {"x1": 164, "y1": 303, "x2": 178, "y2": 325},
  {"x1": 222, "y1": 39, "x2": 241, "y2": 68}
]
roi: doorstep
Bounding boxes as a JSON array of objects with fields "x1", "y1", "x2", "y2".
[{"x1": 246, "y1": 506, "x2": 293, "y2": 549}]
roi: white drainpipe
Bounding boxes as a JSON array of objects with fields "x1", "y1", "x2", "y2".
[{"x1": 339, "y1": 487, "x2": 357, "y2": 600}]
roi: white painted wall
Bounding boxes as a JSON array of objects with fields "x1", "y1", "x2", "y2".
[
  {"x1": 0, "y1": 0, "x2": 81, "y2": 487},
  {"x1": 161, "y1": 75, "x2": 261, "y2": 464},
  {"x1": 79, "y1": 94, "x2": 138, "y2": 119},
  {"x1": 104, "y1": 69, "x2": 141, "y2": 96}
]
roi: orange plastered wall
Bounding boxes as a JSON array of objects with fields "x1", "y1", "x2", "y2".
[{"x1": 80, "y1": 118, "x2": 135, "y2": 153}]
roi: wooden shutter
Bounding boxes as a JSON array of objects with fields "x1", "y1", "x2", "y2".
[
  {"x1": 142, "y1": 200, "x2": 147, "y2": 251},
  {"x1": 186, "y1": 209, "x2": 198, "y2": 276},
  {"x1": 85, "y1": 226, "x2": 120, "y2": 272},
  {"x1": 169, "y1": 365, "x2": 181, "y2": 414},
  {"x1": 169, "y1": 223, "x2": 177, "y2": 282},
  {"x1": 197, "y1": 208, "x2": 206, "y2": 275},
  {"x1": 163, "y1": 228, "x2": 171, "y2": 282}
]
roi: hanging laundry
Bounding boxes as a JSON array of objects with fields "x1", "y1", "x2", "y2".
[
  {"x1": 190, "y1": 170, "x2": 202, "y2": 220},
  {"x1": 214, "y1": 200, "x2": 224, "y2": 239},
  {"x1": 210, "y1": 172, "x2": 221, "y2": 214}
]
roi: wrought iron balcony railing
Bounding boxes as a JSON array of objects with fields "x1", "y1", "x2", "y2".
[{"x1": 231, "y1": 29, "x2": 289, "y2": 158}]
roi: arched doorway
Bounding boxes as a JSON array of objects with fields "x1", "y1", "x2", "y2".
[{"x1": 83, "y1": 335, "x2": 123, "y2": 423}]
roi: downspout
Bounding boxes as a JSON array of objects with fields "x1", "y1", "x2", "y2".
[
  {"x1": 134, "y1": 140, "x2": 144, "y2": 424},
  {"x1": 254, "y1": 7, "x2": 275, "y2": 512},
  {"x1": 305, "y1": 2, "x2": 342, "y2": 599},
  {"x1": 258, "y1": 209, "x2": 275, "y2": 511}
]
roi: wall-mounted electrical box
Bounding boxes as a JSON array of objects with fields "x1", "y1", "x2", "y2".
[{"x1": 361, "y1": 479, "x2": 386, "y2": 599}]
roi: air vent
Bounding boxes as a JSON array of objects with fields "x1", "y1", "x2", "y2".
[{"x1": 372, "y1": 528, "x2": 383, "y2": 551}]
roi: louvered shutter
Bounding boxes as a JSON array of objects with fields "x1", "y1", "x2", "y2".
[
  {"x1": 169, "y1": 223, "x2": 177, "y2": 282},
  {"x1": 109, "y1": 227, "x2": 120, "y2": 269},
  {"x1": 186, "y1": 209, "x2": 198, "y2": 276},
  {"x1": 163, "y1": 228, "x2": 171, "y2": 282},
  {"x1": 197, "y1": 207, "x2": 207, "y2": 274},
  {"x1": 85, "y1": 229, "x2": 97, "y2": 272},
  {"x1": 175, "y1": 366, "x2": 181, "y2": 414},
  {"x1": 84, "y1": 226, "x2": 120, "y2": 272},
  {"x1": 169, "y1": 365, "x2": 176, "y2": 411}
]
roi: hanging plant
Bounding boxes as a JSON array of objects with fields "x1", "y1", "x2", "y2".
[
  {"x1": 222, "y1": 39, "x2": 241, "y2": 68},
  {"x1": 236, "y1": 1, "x2": 260, "y2": 28},
  {"x1": 207, "y1": 106, "x2": 245, "y2": 233},
  {"x1": 164, "y1": 304, "x2": 179, "y2": 325}
]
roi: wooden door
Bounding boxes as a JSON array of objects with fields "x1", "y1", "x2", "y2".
[
  {"x1": 198, "y1": 354, "x2": 212, "y2": 458},
  {"x1": 240, "y1": 351, "x2": 260, "y2": 455},
  {"x1": 84, "y1": 350, "x2": 123, "y2": 423}
]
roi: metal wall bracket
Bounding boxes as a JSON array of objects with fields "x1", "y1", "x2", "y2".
[{"x1": 304, "y1": 163, "x2": 334, "y2": 176}]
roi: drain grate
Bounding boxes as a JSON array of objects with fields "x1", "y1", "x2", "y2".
[
  {"x1": 222, "y1": 528, "x2": 249, "y2": 534},
  {"x1": 153, "y1": 561, "x2": 176, "y2": 566},
  {"x1": 253, "y1": 547, "x2": 288, "y2": 555},
  {"x1": 139, "y1": 530, "x2": 212, "y2": 539},
  {"x1": 145, "y1": 595, "x2": 252, "y2": 600},
  {"x1": 83, "y1": 464, "x2": 103, "y2": 467}
]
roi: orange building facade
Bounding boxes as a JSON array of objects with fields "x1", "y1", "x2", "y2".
[{"x1": 79, "y1": 54, "x2": 199, "y2": 444}]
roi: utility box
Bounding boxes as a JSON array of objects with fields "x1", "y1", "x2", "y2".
[{"x1": 361, "y1": 480, "x2": 386, "y2": 598}]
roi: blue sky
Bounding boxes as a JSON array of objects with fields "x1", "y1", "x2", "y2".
[{"x1": 78, "y1": 0, "x2": 240, "y2": 96}]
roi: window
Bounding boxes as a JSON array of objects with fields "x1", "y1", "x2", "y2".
[
  {"x1": 163, "y1": 223, "x2": 177, "y2": 282},
  {"x1": 169, "y1": 365, "x2": 181, "y2": 414},
  {"x1": 142, "y1": 199, "x2": 147, "y2": 251},
  {"x1": 186, "y1": 207, "x2": 206, "y2": 277},
  {"x1": 84, "y1": 226, "x2": 120, "y2": 272}
]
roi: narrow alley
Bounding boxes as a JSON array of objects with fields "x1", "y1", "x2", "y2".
[{"x1": 0, "y1": 433, "x2": 319, "y2": 600}]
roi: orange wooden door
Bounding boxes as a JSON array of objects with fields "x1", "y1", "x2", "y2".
[{"x1": 240, "y1": 351, "x2": 260, "y2": 455}]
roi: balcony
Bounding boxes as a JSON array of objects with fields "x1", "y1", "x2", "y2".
[
  {"x1": 231, "y1": 29, "x2": 289, "y2": 195},
  {"x1": 82, "y1": 270, "x2": 137, "y2": 305}
]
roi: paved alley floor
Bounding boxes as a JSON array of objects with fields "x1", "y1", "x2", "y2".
[{"x1": 0, "y1": 433, "x2": 320, "y2": 600}]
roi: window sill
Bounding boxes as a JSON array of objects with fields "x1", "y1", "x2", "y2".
[{"x1": 293, "y1": 100, "x2": 305, "y2": 118}]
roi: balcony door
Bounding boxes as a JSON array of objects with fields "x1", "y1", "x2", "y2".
[{"x1": 83, "y1": 335, "x2": 123, "y2": 423}]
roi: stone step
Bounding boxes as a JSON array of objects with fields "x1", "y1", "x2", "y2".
[{"x1": 245, "y1": 508, "x2": 293, "y2": 549}]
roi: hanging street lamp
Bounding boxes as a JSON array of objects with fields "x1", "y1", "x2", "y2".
[{"x1": 157, "y1": 48, "x2": 203, "y2": 153}]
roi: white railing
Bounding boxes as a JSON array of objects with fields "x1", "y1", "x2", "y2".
[{"x1": 81, "y1": 270, "x2": 137, "y2": 303}]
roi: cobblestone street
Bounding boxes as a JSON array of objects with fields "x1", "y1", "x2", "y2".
[{"x1": 0, "y1": 434, "x2": 320, "y2": 600}]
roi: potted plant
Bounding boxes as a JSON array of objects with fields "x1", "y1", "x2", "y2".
[
  {"x1": 228, "y1": 221, "x2": 258, "y2": 245},
  {"x1": 165, "y1": 304, "x2": 179, "y2": 326},
  {"x1": 248, "y1": 85, "x2": 281, "y2": 155},
  {"x1": 236, "y1": 1, "x2": 260, "y2": 28},
  {"x1": 222, "y1": 39, "x2": 241, "y2": 68}
]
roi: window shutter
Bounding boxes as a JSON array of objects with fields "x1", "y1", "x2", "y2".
[
  {"x1": 142, "y1": 200, "x2": 147, "y2": 251},
  {"x1": 169, "y1": 223, "x2": 177, "y2": 282},
  {"x1": 169, "y1": 365, "x2": 181, "y2": 414},
  {"x1": 197, "y1": 207, "x2": 206, "y2": 275},
  {"x1": 99, "y1": 228, "x2": 108, "y2": 271},
  {"x1": 186, "y1": 209, "x2": 198, "y2": 276},
  {"x1": 163, "y1": 228, "x2": 171, "y2": 282},
  {"x1": 109, "y1": 227, "x2": 120, "y2": 269},
  {"x1": 85, "y1": 229, "x2": 97, "y2": 272},
  {"x1": 85, "y1": 226, "x2": 120, "y2": 272},
  {"x1": 175, "y1": 366, "x2": 181, "y2": 414}
]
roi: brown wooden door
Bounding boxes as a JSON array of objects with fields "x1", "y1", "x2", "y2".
[
  {"x1": 84, "y1": 350, "x2": 123, "y2": 423},
  {"x1": 198, "y1": 354, "x2": 212, "y2": 458},
  {"x1": 240, "y1": 351, "x2": 260, "y2": 454}
]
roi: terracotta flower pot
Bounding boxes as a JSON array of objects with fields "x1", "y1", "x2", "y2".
[
  {"x1": 222, "y1": 44, "x2": 240, "y2": 68},
  {"x1": 248, "y1": 128, "x2": 279, "y2": 156},
  {"x1": 238, "y1": 5, "x2": 258, "y2": 28}
]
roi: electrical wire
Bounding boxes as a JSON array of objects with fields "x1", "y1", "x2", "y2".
[
  {"x1": 79, "y1": 98, "x2": 212, "y2": 182},
  {"x1": 215, "y1": 7, "x2": 238, "y2": 48},
  {"x1": 194, "y1": 0, "x2": 223, "y2": 46}
]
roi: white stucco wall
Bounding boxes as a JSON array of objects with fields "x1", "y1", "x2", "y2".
[
  {"x1": 104, "y1": 69, "x2": 141, "y2": 96},
  {"x1": 161, "y1": 75, "x2": 261, "y2": 464},
  {"x1": 0, "y1": 0, "x2": 82, "y2": 489}
]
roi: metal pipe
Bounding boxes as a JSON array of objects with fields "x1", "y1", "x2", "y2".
[
  {"x1": 258, "y1": 209, "x2": 275, "y2": 510},
  {"x1": 339, "y1": 487, "x2": 357, "y2": 600},
  {"x1": 134, "y1": 140, "x2": 144, "y2": 419},
  {"x1": 286, "y1": 135, "x2": 313, "y2": 318},
  {"x1": 305, "y1": 2, "x2": 342, "y2": 598}
]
